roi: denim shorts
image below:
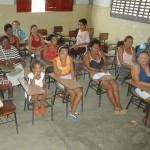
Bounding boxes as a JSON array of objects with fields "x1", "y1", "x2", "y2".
[{"x1": 117, "y1": 67, "x2": 130, "y2": 76}]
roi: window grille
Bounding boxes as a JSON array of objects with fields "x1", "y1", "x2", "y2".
[{"x1": 110, "y1": 0, "x2": 150, "y2": 24}]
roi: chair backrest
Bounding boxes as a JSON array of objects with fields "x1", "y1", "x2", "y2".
[
  {"x1": 99, "y1": 33, "x2": 109, "y2": 42},
  {"x1": 135, "y1": 45, "x2": 140, "y2": 53},
  {"x1": 117, "y1": 41, "x2": 124, "y2": 48},
  {"x1": 87, "y1": 28, "x2": 94, "y2": 40},
  {"x1": 54, "y1": 26, "x2": 63, "y2": 34},
  {"x1": 69, "y1": 30, "x2": 78, "y2": 38},
  {"x1": 38, "y1": 29, "x2": 48, "y2": 39}
]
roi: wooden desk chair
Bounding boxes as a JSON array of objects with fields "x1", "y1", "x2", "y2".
[
  {"x1": 99, "y1": 33, "x2": 109, "y2": 43},
  {"x1": 61, "y1": 30, "x2": 77, "y2": 45},
  {"x1": 19, "y1": 42, "x2": 28, "y2": 60},
  {"x1": 36, "y1": 54, "x2": 55, "y2": 89},
  {"x1": 126, "y1": 79, "x2": 149, "y2": 110},
  {"x1": 87, "y1": 28, "x2": 94, "y2": 41},
  {"x1": 19, "y1": 78, "x2": 54, "y2": 125},
  {"x1": 105, "y1": 52, "x2": 117, "y2": 76},
  {"x1": 38, "y1": 29, "x2": 48, "y2": 39},
  {"x1": 126, "y1": 79, "x2": 150, "y2": 126},
  {"x1": 54, "y1": 26, "x2": 63, "y2": 35},
  {"x1": 0, "y1": 100, "x2": 19, "y2": 134},
  {"x1": 28, "y1": 49, "x2": 41, "y2": 63},
  {"x1": 115, "y1": 40, "x2": 131, "y2": 83},
  {"x1": 72, "y1": 58, "x2": 85, "y2": 80},
  {"x1": 49, "y1": 73, "x2": 83, "y2": 117},
  {"x1": 84, "y1": 68, "x2": 115, "y2": 107}
]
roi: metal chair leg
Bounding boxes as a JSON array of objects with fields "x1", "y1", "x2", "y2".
[
  {"x1": 85, "y1": 80, "x2": 92, "y2": 96},
  {"x1": 126, "y1": 95, "x2": 134, "y2": 110},
  {"x1": 32, "y1": 103, "x2": 34, "y2": 125},
  {"x1": 98, "y1": 85, "x2": 102, "y2": 108},
  {"x1": 14, "y1": 112, "x2": 19, "y2": 134},
  {"x1": 24, "y1": 98, "x2": 27, "y2": 111}
]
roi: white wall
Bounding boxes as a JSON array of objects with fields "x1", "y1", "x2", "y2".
[{"x1": 90, "y1": 5, "x2": 150, "y2": 46}]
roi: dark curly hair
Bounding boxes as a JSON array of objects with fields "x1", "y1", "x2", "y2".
[{"x1": 30, "y1": 60, "x2": 43, "y2": 72}]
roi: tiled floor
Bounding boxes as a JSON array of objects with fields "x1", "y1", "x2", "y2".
[{"x1": 0, "y1": 56, "x2": 150, "y2": 150}]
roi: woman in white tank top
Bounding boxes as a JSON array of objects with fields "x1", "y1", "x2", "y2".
[{"x1": 117, "y1": 36, "x2": 136, "y2": 75}]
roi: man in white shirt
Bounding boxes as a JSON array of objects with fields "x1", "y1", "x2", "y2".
[{"x1": 70, "y1": 18, "x2": 90, "y2": 59}]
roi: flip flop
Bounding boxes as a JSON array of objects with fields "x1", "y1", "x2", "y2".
[
  {"x1": 68, "y1": 112, "x2": 77, "y2": 122},
  {"x1": 129, "y1": 120, "x2": 137, "y2": 126}
]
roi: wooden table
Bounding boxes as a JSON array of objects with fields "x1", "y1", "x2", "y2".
[{"x1": 49, "y1": 73, "x2": 83, "y2": 115}]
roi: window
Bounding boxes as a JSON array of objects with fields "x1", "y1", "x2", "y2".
[
  {"x1": 110, "y1": 0, "x2": 150, "y2": 24},
  {"x1": 16, "y1": 0, "x2": 73, "y2": 12},
  {"x1": 32, "y1": 0, "x2": 45, "y2": 12}
]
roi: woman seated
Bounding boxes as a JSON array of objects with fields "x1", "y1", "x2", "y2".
[
  {"x1": 0, "y1": 35, "x2": 26, "y2": 89},
  {"x1": 4, "y1": 23, "x2": 20, "y2": 51},
  {"x1": 117, "y1": 35, "x2": 136, "y2": 76},
  {"x1": 28, "y1": 25, "x2": 45, "y2": 52},
  {"x1": 136, "y1": 37, "x2": 150, "y2": 56},
  {"x1": 43, "y1": 34, "x2": 58, "y2": 62},
  {"x1": 53, "y1": 45, "x2": 82, "y2": 121},
  {"x1": 131, "y1": 51, "x2": 150, "y2": 128},
  {"x1": 83, "y1": 39, "x2": 126, "y2": 114}
]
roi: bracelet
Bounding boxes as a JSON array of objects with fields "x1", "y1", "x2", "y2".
[{"x1": 58, "y1": 66, "x2": 64, "y2": 71}]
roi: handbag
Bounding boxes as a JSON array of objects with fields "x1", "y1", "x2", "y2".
[{"x1": 0, "y1": 77, "x2": 9, "y2": 90}]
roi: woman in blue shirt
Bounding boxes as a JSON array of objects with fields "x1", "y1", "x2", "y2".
[
  {"x1": 131, "y1": 50, "x2": 150, "y2": 128},
  {"x1": 136, "y1": 37, "x2": 150, "y2": 56}
]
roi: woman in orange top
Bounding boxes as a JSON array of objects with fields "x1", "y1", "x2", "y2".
[{"x1": 53, "y1": 45, "x2": 82, "y2": 121}]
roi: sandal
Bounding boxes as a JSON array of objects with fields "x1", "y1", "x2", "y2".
[
  {"x1": 41, "y1": 102, "x2": 46, "y2": 115},
  {"x1": 68, "y1": 112, "x2": 77, "y2": 121},
  {"x1": 69, "y1": 109, "x2": 79, "y2": 116},
  {"x1": 114, "y1": 108, "x2": 127, "y2": 115}
]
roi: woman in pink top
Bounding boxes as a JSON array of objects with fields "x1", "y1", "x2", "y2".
[
  {"x1": 117, "y1": 36, "x2": 136, "y2": 76},
  {"x1": 28, "y1": 25, "x2": 45, "y2": 51}
]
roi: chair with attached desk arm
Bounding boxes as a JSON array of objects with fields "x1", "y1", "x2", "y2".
[
  {"x1": 36, "y1": 51, "x2": 55, "y2": 89},
  {"x1": 126, "y1": 79, "x2": 150, "y2": 126},
  {"x1": 0, "y1": 71, "x2": 18, "y2": 134},
  {"x1": 84, "y1": 68, "x2": 116, "y2": 107},
  {"x1": 49, "y1": 73, "x2": 83, "y2": 117},
  {"x1": 0, "y1": 100, "x2": 19, "y2": 134},
  {"x1": 115, "y1": 41, "x2": 132, "y2": 84},
  {"x1": 18, "y1": 77, "x2": 54, "y2": 125}
]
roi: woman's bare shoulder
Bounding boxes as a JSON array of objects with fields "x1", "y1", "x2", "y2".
[
  {"x1": 132, "y1": 62, "x2": 140, "y2": 69},
  {"x1": 83, "y1": 52, "x2": 90, "y2": 58}
]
